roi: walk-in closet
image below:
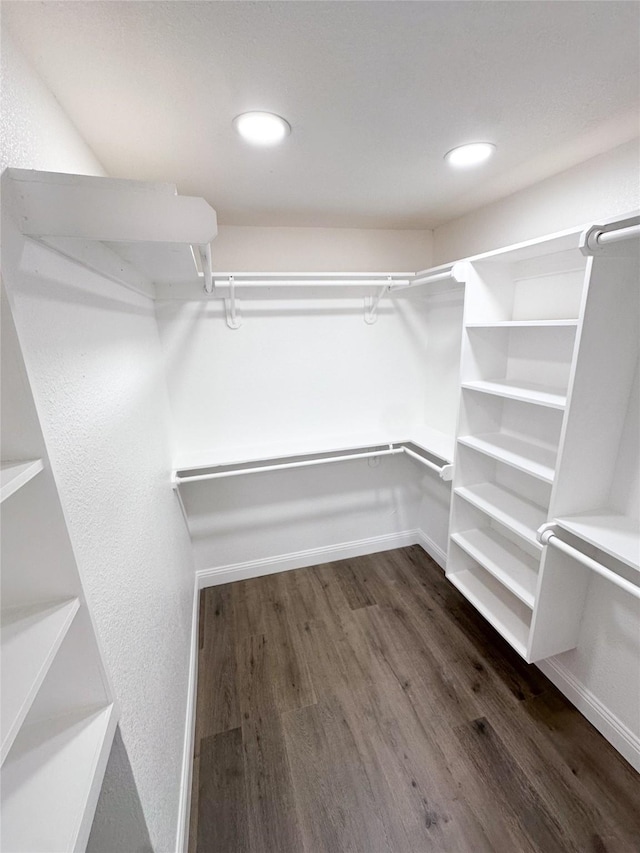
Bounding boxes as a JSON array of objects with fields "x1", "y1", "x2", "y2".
[{"x1": 1, "y1": 2, "x2": 639, "y2": 852}]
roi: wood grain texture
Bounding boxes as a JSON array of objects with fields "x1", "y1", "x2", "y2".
[{"x1": 190, "y1": 545, "x2": 640, "y2": 853}]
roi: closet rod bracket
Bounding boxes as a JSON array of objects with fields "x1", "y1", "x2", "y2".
[
  {"x1": 364, "y1": 278, "x2": 392, "y2": 324},
  {"x1": 225, "y1": 275, "x2": 242, "y2": 329}
]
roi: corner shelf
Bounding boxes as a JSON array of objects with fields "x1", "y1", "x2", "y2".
[
  {"x1": 1, "y1": 599, "x2": 80, "y2": 764},
  {"x1": 451, "y1": 528, "x2": 538, "y2": 608},
  {"x1": 1, "y1": 459, "x2": 44, "y2": 503},
  {"x1": 462, "y1": 379, "x2": 567, "y2": 410},
  {"x1": 1, "y1": 704, "x2": 117, "y2": 853},
  {"x1": 457, "y1": 433, "x2": 556, "y2": 483},
  {"x1": 454, "y1": 483, "x2": 546, "y2": 549},
  {"x1": 554, "y1": 510, "x2": 640, "y2": 571}
]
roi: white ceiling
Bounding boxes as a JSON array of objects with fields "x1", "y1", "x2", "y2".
[{"x1": 4, "y1": 1, "x2": 639, "y2": 229}]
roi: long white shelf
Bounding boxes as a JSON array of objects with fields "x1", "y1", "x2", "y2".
[
  {"x1": 447, "y1": 564, "x2": 531, "y2": 658},
  {"x1": 173, "y1": 426, "x2": 455, "y2": 475},
  {"x1": 462, "y1": 379, "x2": 567, "y2": 410},
  {"x1": 1, "y1": 703, "x2": 117, "y2": 853},
  {"x1": 455, "y1": 483, "x2": 546, "y2": 549},
  {"x1": 458, "y1": 433, "x2": 557, "y2": 483},
  {"x1": 555, "y1": 510, "x2": 640, "y2": 571},
  {"x1": 466, "y1": 320, "x2": 579, "y2": 329},
  {"x1": 1, "y1": 599, "x2": 80, "y2": 764},
  {"x1": 451, "y1": 528, "x2": 538, "y2": 608},
  {"x1": 1, "y1": 459, "x2": 44, "y2": 503}
]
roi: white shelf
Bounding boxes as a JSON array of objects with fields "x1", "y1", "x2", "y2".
[
  {"x1": 174, "y1": 426, "x2": 454, "y2": 476},
  {"x1": 1, "y1": 704, "x2": 117, "y2": 853},
  {"x1": 466, "y1": 320, "x2": 579, "y2": 328},
  {"x1": 462, "y1": 379, "x2": 567, "y2": 410},
  {"x1": 1, "y1": 459, "x2": 44, "y2": 503},
  {"x1": 447, "y1": 563, "x2": 531, "y2": 657},
  {"x1": 1, "y1": 599, "x2": 80, "y2": 764},
  {"x1": 455, "y1": 483, "x2": 546, "y2": 549},
  {"x1": 555, "y1": 510, "x2": 640, "y2": 571},
  {"x1": 451, "y1": 528, "x2": 538, "y2": 608},
  {"x1": 458, "y1": 433, "x2": 557, "y2": 483}
]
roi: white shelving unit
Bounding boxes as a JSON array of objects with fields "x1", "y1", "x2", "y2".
[
  {"x1": 447, "y1": 227, "x2": 590, "y2": 661},
  {"x1": 528, "y1": 216, "x2": 640, "y2": 659},
  {"x1": 0, "y1": 276, "x2": 117, "y2": 851}
]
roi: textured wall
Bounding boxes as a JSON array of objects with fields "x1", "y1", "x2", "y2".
[
  {"x1": 433, "y1": 140, "x2": 640, "y2": 264},
  {"x1": 2, "y1": 32, "x2": 194, "y2": 853},
  {"x1": 0, "y1": 29, "x2": 105, "y2": 176}
]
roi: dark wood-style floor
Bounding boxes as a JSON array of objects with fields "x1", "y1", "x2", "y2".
[{"x1": 188, "y1": 546, "x2": 640, "y2": 853}]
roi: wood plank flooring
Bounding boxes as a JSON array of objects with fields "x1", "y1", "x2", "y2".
[{"x1": 189, "y1": 546, "x2": 640, "y2": 853}]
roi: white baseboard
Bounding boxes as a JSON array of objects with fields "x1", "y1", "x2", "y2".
[
  {"x1": 196, "y1": 529, "x2": 421, "y2": 589},
  {"x1": 176, "y1": 580, "x2": 200, "y2": 853},
  {"x1": 537, "y1": 657, "x2": 640, "y2": 773},
  {"x1": 415, "y1": 528, "x2": 447, "y2": 570}
]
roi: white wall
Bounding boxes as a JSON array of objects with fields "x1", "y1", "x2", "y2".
[
  {"x1": 2, "y1": 31, "x2": 193, "y2": 853},
  {"x1": 433, "y1": 142, "x2": 640, "y2": 768},
  {"x1": 433, "y1": 139, "x2": 640, "y2": 264}
]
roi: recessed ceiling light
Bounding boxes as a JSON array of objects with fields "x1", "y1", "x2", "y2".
[
  {"x1": 233, "y1": 112, "x2": 291, "y2": 146},
  {"x1": 445, "y1": 142, "x2": 496, "y2": 168}
]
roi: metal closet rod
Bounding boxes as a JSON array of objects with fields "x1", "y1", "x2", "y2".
[
  {"x1": 174, "y1": 442, "x2": 452, "y2": 485},
  {"x1": 211, "y1": 276, "x2": 412, "y2": 288},
  {"x1": 538, "y1": 525, "x2": 640, "y2": 600}
]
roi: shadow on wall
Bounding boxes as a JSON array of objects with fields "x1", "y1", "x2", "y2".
[{"x1": 87, "y1": 726, "x2": 154, "y2": 853}]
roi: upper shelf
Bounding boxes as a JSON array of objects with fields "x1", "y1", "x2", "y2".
[{"x1": 3, "y1": 169, "x2": 218, "y2": 297}]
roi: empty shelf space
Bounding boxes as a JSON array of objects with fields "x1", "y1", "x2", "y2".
[
  {"x1": 555, "y1": 510, "x2": 640, "y2": 571},
  {"x1": 1, "y1": 599, "x2": 80, "y2": 764},
  {"x1": 466, "y1": 320, "x2": 579, "y2": 329},
  {"x1": 462, "y1": 379, "x2": 567, "y2": 409},
  {"x1": 1, "y1": 703, "x2": 117, "y2": 853},
  {"x1": 450, "y1": 528, "x2": 538, "y2": 608},
  {"x1": 447, "y1": 561, "x2": 531, "y2": 657},
  {"x1": 1, "y1": 459, "x2": 44, "y2": 503},
  {"x1": 455, "y1": 482, "x2": 546, "y2": 549},
  {"x1": 458, "y1": 433, "x2": 557, "y2": 483}
]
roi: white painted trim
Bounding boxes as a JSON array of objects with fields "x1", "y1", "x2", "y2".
[
  {"x1": 415, "y1": 528, "x2": 447, "y2": 570},
  {"x1": 196, "y1": 530, "x2": 420, "y2": 589},
  {"x1": 175, "y1": 580, "x2": 200, "y2": 853},
  {"x1": 537, "y1": 657, "x2": 640, "y2": 773}
]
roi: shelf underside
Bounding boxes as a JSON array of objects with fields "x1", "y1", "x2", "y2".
[
  {"x1": 555, "y1": 510, "x2": 640, "y2": 571},
  {"x1": 1, "y1": 599, "x2": 80, "y2": 763},
  {"x1": 466, "y1": 320, "x2": 579, "y2": 328},
  {"x1": 1, "y1": 460, "x2": 44, "y2": 503},
  {"x1": 1, "y1": 704, "x2": 116, "y2": 853},
  {"x1": 455, "y1": 482, "x2": 546, "y2": 549},
  {"x1": 458, "y1": 433, "x2": 557, "y2": 483},
  {"x1": 462, "y1": 379, "x2": 567, "y2": 410}
]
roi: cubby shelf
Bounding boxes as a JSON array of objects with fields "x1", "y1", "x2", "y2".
[
  {"x1": 1, "y1": 599, "x2": 80, "y2": 764},
  {"x1": 447, "y1": 561, "x2": 531, "y2": 657},
  {"x1": 455, "y1": 483, "x2": 546, "y2": 549},
  {"x1": 457, "y1": 433, "x2": 557, "y2": 483},
  {"x1": 1, "y1": 459, "x2": 44, "y2": 503},
  {"x1": 451, "y1": 528, "x2": 538, "y2": 608},
  {"x1": 1, "y1": 704, "x2": 117, "y2": 853},
  {"x1": 555, "y1": 510, "x2": 640, "y2": 571},
  {"x1": 462, "y1": 379, "x2": 567, "y2": 410}
]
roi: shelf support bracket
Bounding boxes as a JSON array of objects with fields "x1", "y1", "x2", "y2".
[
  {"x1": 198, "y1": 244, "x2": 214, "y2": 294},
  {"x1": 225, "y1": 275, "x2": 242, "y2": 329},
  {"x1": 364, "y1": 278, "x2": 391, "y2": 325}
]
